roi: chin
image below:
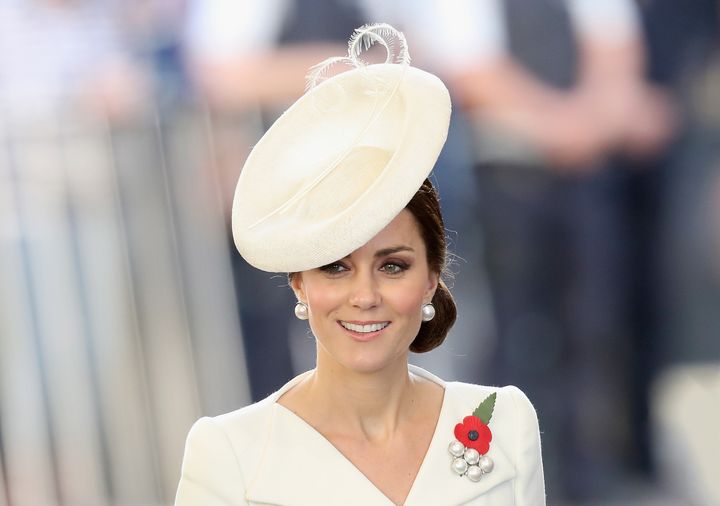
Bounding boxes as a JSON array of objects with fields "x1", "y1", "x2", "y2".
[{"x1": 315, "y1": 326, "x2": 415, "y2": 374}]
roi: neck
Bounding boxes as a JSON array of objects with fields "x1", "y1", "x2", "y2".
[{"x1": 306, "y1": 351, "x2": 419, "y2": 440}]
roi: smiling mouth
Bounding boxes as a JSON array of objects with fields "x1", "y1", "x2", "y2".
[{"x1": 339, "y1": 321, "x2": 390, "y2": 333}]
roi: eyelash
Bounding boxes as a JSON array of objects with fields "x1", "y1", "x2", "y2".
[
  {"x1": 318, "y1": 261, "x2": 410, "y2": 276},
  {"x1": 319, "y1": 262, "x2": 348, "y2": 275},
  {"x1": 380, "y1": 261, "x2": 409, "y2": 275}
]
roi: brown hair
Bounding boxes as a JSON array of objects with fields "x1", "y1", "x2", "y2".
[{"x1": 405, "y1": 178, "x2": 457, "y2": 352}]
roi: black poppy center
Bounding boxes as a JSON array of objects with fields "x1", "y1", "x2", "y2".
[{"x1": 468, "y1": 430, "x2": 479, "y2": 441}]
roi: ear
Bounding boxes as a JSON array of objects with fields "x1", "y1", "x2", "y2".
[
  {"x1": 425, "y1": 271, "x2": 439, "y2": 302},
  {"x1": 290, "y1": 272, "x2": 307, "y2": 302}
]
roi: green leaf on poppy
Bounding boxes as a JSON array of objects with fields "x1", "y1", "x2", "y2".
[{"x1": 472, "y1": 393, "x2": 497, "y2": 424}]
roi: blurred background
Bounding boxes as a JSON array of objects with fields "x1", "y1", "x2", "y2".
[{"x1": 0, "y1": 0, "x2": 719, "y2": 505}]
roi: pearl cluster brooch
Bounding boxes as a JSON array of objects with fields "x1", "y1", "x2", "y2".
[{"x1": 448, "y1": 393, "x2": 496, "y2": 482}]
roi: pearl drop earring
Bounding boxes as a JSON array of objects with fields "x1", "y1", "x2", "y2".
[
  {"x1": 294, "y1": 301, "x2": 309, "y2": 320},
  {"x1": 421, "y1": 303, "x2": 435, "y2": 322}
]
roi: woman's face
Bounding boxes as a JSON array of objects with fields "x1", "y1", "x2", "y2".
[{"x1": 291, "y1": 210, "x2": 438, "y2": 374}]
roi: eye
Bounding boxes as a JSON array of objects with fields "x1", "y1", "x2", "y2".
[
  {"x1": 319, "y1": 262, "x2": 348, "y2": 275},
  {"x1": 380, "y1": 261, "x2": 409, "y2": 275}
]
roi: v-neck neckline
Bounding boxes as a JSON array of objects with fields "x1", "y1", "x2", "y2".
[{"x1": 272, "y1": 365, "x2": 448, "y2": 505}]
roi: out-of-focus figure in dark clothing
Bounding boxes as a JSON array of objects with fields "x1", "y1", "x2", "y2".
[
  {"x1": 643, "y1": 0, "x2": 720, "y2": 369},
  {"x1": 643, "y1": 2, "x2": 720, "y2": 504},
  {"x1": 401, "y1": 0, "x2": 677, "y2": 502}
]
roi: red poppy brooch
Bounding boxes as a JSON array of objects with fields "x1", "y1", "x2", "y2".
[{"x1": 448, "y1": 392, "x2": 496, "y2": 482}]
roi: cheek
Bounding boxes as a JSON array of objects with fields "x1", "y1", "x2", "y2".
[
  {"x1": 305, "y1": 285, "x2": 350, "y2": 344},
  {"x1": 388, "y1": 281, "x2": 427, "y2": 318},
  {"x1": 305, "y1": 283, "x2": 345, "y2": 316}
]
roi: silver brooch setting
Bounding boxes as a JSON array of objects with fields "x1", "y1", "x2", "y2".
[
  {"x1": 448, "y1": 392, "x2": 496, "y2": 481},
  {"x1": 448, "y1": 440, "x2": 494, "y2": 482}
]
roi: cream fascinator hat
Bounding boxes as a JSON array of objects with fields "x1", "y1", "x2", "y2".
[{"x1": 232, "y1": 24, "x2": 451, "y2": 272}]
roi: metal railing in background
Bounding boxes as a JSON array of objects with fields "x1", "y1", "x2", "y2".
[
  {"x1": 0, "y1": 445, "x2": 6, "y2": 506},
  {"x1": 0, "y1": 105, "x2": 252, "y2": 506}
]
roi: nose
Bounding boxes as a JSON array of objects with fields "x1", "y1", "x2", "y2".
[{"x1": 348, "y1": 269, "x2": 381, "y2": 310}]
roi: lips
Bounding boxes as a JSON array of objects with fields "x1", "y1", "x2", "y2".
[{"x1": 339, "y1": 321, "x2": 390, "y2": 333}]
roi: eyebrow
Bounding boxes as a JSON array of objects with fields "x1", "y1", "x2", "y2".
[
  {"x1": 374, "y1": 246, "x2": 414, "y2": 258},
  {"x1": 338, "y1": 246, "x2": 415, "y2": 261}
]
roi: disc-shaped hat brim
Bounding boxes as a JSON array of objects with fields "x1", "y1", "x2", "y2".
[{"x1": 232, "y1": 63, "x2": 451, "y2": 272}]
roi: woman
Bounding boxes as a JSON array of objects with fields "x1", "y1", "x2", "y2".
[{"x1": 175, "y1": 24, "x2": 545, "y2": 506}]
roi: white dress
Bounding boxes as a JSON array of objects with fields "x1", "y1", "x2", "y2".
[{"x1": 175, "y1": 365, "x2": 545, "y2": 505}]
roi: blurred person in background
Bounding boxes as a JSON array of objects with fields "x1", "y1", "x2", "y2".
[
  {"x1": 118, "y1": 0, "x2": 189, "y2": 109},
  {"x1": 642, "y1": 0, "x2": 720, "y2": 373},
  {"x1": 0, "y1": 0, "x2": 149, "y2": 119},
  {"x1": 401, "y1": 0, "x2": 677, "y2": 502},
  {"x1": 641, "y1": 2, "x2": 720, "y2": 503}
]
